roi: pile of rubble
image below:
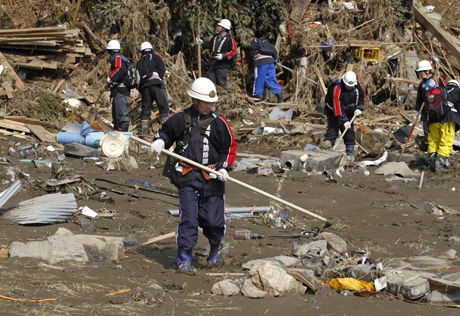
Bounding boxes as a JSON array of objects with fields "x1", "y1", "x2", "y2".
[{"x1": 211, "y1": 231, "x2": 460, "y2": 306}]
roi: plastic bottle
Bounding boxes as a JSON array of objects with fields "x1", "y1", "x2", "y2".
[
  {"x1": 341, "y1": 290, "x2": 352, "y2": 296},
  {"x1": 10, "y1": 147, "x2": 41, "y2": 159}
]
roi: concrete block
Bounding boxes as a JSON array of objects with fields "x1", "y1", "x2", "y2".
[
  {"x1": 406, "y1": 256, "x2": 451, "y2": 269},
  {"x1": 9, "y1": 241, "x2": 88, "y2": 264},
  {"x1": 316, "y1": 232, "x2": 347, "y2": 253},
  {"x1": 426, "y1": 291, "x2": 460, "y2": 305},
  {"x1": 280, "y1": 149, "x2": 343, "y2": 171},
  {"x1": 48, "y1": 235, "x2": 124, "y2": 262},
  {"x1": 350, "y1": 264, "x2": 375, "y2": 282},
  {"x1": 386, "y1": 270, "x2": 430, "y2": 300}
]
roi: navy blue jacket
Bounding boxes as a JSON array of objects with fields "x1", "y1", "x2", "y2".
[
  {"x1": 136, "y1": 52, "x2": 166, "y2": 90},
  {"x1": 154, "y1": 106, "x2": 237, "y2": 196},
  {"x1": 247, "y1": 36, "x2": 277, "y2": 68}
]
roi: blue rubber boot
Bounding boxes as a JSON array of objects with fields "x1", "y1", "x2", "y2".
[
  {"x1": 177, "y1": 246, "x2": 193, "y2": 270},
  {"x1": 208, "y1": 240, "x2": 221, "y2": 264}
]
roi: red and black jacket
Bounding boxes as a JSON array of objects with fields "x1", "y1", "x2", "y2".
[
  {"x1": 108, "y1": 53, "x2": 130, "y2": 98},
  {"x1": 325, "y1": 79, "x2": 366, "y2": 123}
]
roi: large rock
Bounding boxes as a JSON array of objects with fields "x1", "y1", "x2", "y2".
[
  {"x1": 9, "y1": 241, "x2": 88, "y2": 264},
  {"x1": 241, "y1": 256, "x2": 286, "y2": 270},
  {"x1": 249, "y1": 261, "x2": 304, "y2": 296},
  {"x1": 241, "y1": 277, "x2": 268, "y2": 299},
  {"x1": 293, "y1": 240, "x2": 327, "y2": 258},
  {"x1": 386, "y1": 270, "x2": 430, "y2": 300},
  {"x1": 426, "y1": 291, "x2": 460, "y2": 305},
  {"x1": 316, "y1": 232, "x2": 347, "y2": 253},
  {"x1": 211, "y1": 280, "x2": 241, "y2": 296}
]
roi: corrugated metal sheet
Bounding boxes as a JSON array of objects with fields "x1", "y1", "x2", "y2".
[
  {"x1": 0, "y1": 193, "x2": 77, "y2": 225},
  {"x1": 0, "y1": 180, "x2": 22, "y2": 208}
]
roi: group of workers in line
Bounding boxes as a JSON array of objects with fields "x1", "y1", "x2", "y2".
[{"x1": 104, "y1": 17, "x2": 460, "y2": 271}]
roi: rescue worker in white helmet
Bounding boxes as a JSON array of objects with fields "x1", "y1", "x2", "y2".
[
  {"x1": 196, "y1": 19, "x2": 237, "y2": 89},
  {"x1": 150, "y1": 77, "x2": 237, "y2": 270},
  {"x1": 415, "y1": 60, "x2": 460, "y2": 172},
  {"x1": 136, "y1": 41, "x2": 169, "y2": 134},
  {"x1": 323, "y1": 71, "x2": 366, "y2": 157},
  {"x1": 106, "y1": 40, "x2": 132, "y2": 131}
]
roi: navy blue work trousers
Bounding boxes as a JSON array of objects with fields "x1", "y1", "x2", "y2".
[
  {"x1": 176, "y1": 186, "x2": 226, "y2": 249},
  {"x1": 324, "y1": 115, "x2": 356, "y2": 146}
]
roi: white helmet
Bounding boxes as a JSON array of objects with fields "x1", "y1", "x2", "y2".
[
  {"x1": 106, "y1": 40, "x2": 121, "y2": 50},
  {"x1": 140, "y1": 42, "x2": 153, "y2": 52},
  {"x1": 218, "y1": 19, "x2": 231, "y2": 30},
  {"x1": 188, "y1": 78, "x2": 218, "y2": 102},
  {"x1": 343, "y1": 71, "x2": 357, "y2": 87},
  {"x1": 416, "y1": 60, "x2": 432, "y2": 72},
  {"x1": 447, "y1": 80, "x2": 460, "y2": 87}
]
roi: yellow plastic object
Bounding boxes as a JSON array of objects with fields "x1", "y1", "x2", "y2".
[
  {"x1": 354, "y1": 47, "x2": 380, "y2": 62},
  {"x1": 327, "y1": 278, "x2": 376, "y2": 291}
]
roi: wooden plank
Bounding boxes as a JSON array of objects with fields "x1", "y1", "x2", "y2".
[
  {"x1": 14, "y1": 60, "x2": 58, "y2": 70},
  {"x1": 414, "y1": 5, "x2": 460, "y2": 62},
  {"x1": 0, "y1": 51, "x2": 25, "y2": 89},
  {"x1": 0, "y1": 45, "x2": 63, "y2": 52},
  {"x1": 290, "y1": 0, "x2": 312, "y2": 23},
  {"x1": 389, "y1": 77, "x2": 419, "y2": 86},
  {"x1": 26, "y1": 124, "x2": 56, "y2": 143},
  {"x1": 0, "y1": 26, "x2": 67, "y2": 34},
  {"x1": 0, "y1": 116, "x2": 48, "y2": 126},
  {"x1": 0, "y1": 120, "x2": 30, "y2": 133},
  {"x1": 53, "y1": 79, "x2": 65, "y2": 93},
  {"x1": 426, "y1": 278, "x2": 460, "y2": 294}
]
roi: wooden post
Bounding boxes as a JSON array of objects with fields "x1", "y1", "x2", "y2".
[
  {"x1": 197, "y1": 12, "x2": 202, "y2": 77},
  {"x1": 71, "y1": 0, "x2": 82, "y2": 29}
]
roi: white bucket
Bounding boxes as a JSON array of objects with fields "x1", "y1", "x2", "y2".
[{"x1": 100, "y1": 132, "x2": 129, "y2": 158}]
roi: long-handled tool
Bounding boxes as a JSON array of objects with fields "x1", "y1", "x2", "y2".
[
  {"x1": 141, "y1": 231, "x2": 175, "y2": 246},
  {"x1": 397, "y1": 103, "x2": 425, "y2": 162},
  {"x1": 197, "y1": 11, "x2": 202, "y2": 77},
  {"x1": 92, "y1": 87, "x2": 106, "y2": 122},
  {"x1": 332, "y1": 112, "x2": 358, "y2": 150},
  {"x1": 131, "y1": 136, "x2": 332, "y2": 227}
]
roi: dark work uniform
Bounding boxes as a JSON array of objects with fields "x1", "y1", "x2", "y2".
[
  {"x1": 108, "y1": 53, "x2": 131, "y2": 131},
  {"x1": 323, "y1": 79, "x2": 366, "y2": 154},
  {"x1": 136, "y1": 52, "x2": 169, "y2": 123},
  {"x1": 202, "y1": 33, "x2": 237, "y2": 89},
  {"x1": 154, "y1": 106, "x2": 237, "y2": 248}
]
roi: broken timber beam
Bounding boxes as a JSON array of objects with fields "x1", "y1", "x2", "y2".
[
  {"x1": 289, "y1": 0, "x2": 312, "y2": 23},
  {"x1": 413, "y1": 5, "x2": 460, "y2": 62},
  {"x1": 0, "y1": 51, "x2": 24, "y2": 89}
]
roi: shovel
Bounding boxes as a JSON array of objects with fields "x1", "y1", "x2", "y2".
[
  {"x1": 131, "y1": 136, "x2": 333, "y2": 228},
  {"x1": 332, "y1": 112, "x2": 358, "y2": 151}
]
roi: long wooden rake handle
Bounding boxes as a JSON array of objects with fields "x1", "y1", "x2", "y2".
[{"x1": 131, "y1": 136, "x2": 332, "y2": 227}]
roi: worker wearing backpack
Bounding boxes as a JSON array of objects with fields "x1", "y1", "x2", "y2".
[
  {"x1": 106, "y1": 40, "x2": 131, "y2": 132},
  {"x1": 196, "y1": 19, "x2": 237, "y2": 89},
  {"x1": 246, "y1": 33, "x2": 283, "y2": 103},
  {"x1": 136, "y1": 42, "x2": 169, "y2": 135},
  {"x1": 415, "y1": 60, "x2": 460, "y2": 173}
]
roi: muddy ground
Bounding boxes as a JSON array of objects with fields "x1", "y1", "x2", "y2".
[{"x1": 0, "y1": 133, "x2": 459, "y2": 316}]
